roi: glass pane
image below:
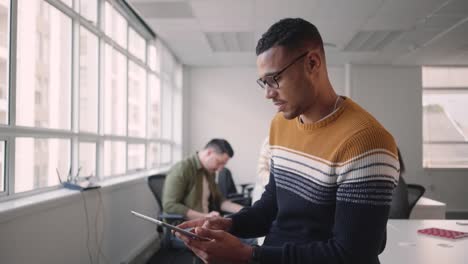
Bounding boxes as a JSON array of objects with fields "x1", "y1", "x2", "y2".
[
  {"x1": 15, "y1": 138, "x2": 70, "y2": 193},
  {"x1": 128, "y1": 144, "x2": 145, "y2": 171},
  {"x1": 423, "y1": 67, "x2": 468, "y2": 88},
  {"x1": 147, "y1": 142, "x2": 159, "y2": 169},
  {"x1": 423, "y1": 90, "x2": 468, "y2": 142},
  {"x1": 128, "y1": 61, "x2": 146, "y2": 138},
  {"x1": 148, "y1": 74, "x2": 161, "y2": 138},
  {"x1": 148, "y1": 44, "x2": 159, "y2": 72},
  {"x1": 129, "y1": 28, "x2": 145, "y2": 62},
  {"x1": 16, "y1": 1, "x2": 72, "y2": 130},
  {"x1": 79, "y1": 27, "x2": 98, "y2": 133},
  {"x1": 80, "y1": 0, "x2": 97, "y2": 25},
  {"x1": 79, "y1": 142, "x2": 96, "y2": 178},
  {"x1": 104, "y1": 2, "x2": 127, "y2": 48},
  {"x1": 161, "y1": 77, "x2": 173, "y2": 139},
  {"x1": 0, "y1": 141, "x2": 4, "y2": 192},
  {"x1": 103, "y1": 141, "x2": 126, "y2": 177},
  {"x1": 104, "y1": 45, "x2": 127, "y2": 135},
  {"x1": 423, "y1": 143, "x2": 468, "y2": 168},
  {"x1": 0, "y1": 1, "x2": 10, "y2": 125},
  {"x1": 161, "y1": 144, "x2": 171, "y2": 165}
]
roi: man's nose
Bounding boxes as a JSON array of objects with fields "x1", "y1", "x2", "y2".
[{"x1": 265, "y1": 86, "x2": 277, "y2": 99}]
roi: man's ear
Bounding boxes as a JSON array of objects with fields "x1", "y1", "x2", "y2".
[
  {"x1": 205, "y1": 148, "x2": 212, "y2": 156},
  {"x1": 306, "y1": 50, "x2": 321, "y2": 73}
]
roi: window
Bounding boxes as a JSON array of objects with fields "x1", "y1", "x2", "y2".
[
  {"x1": 148, "y1": 44, "x2": 159, "y2": 72},
  {"x1": 16, "y1": 1, "x2": 72, "y2": 130},
  {"x1": 128, "y1": 144, "x2": 145, "y2": 171},
  {"x1": 15, "y1": 138, "x2": 70, "y2": 193},
  {"x1": 104, "y1": 2, "x2": 127, "y2": 48},
  {"x1": 79, "y1": 142, "x2": 96, "y2": 178},
  {"x1": 79, "y1": 27, "x2": 98, "y2": 133},
  {"x1": 161, "y1": 144, "x2": 172, "y2": 165},
  {"x1": 0, "y1": 1, "x2": 9, "y2": 125},
  {"x1": 1, "y1": 0, "x2": 181, "y2": 199},
  {"x1": 79, "y1": 0, "x2": 97, "y2": 25},
  {"x1": 103, "y1": 141, "x2": 126, "y2": 177},
  {"x1": 422, "y1": 67, "x2": 468, "y2": 168},
  {"x1": 128, "y1": 61, "x2": 146, "y2": 138},
  {"x1": 129, "y1": 27, "x2": 146, "y2": 62},
  {"x1": 104, "y1": 45, "x2": 127, "y2": 136},
  {"x1": 147, "y1": 142, "x2": 159, "y2": 169},
  {"x1": 148, "y1": 74, "x2": 161, "y2": 138},
  {"x1": 60, "y1": 0, "x2": 72, "y2": 7}
]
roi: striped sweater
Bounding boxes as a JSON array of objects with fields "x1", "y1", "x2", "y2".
[{"x1": 229, "y1": 97, "x2": 399, "y2": 264}]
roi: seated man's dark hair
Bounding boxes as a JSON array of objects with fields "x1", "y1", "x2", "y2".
[
  {"x1": 205, "y1": 139, "x2": 234, "y2": 158},
  {"x1": 256, "y1": 18, "x2": 324, "y2": 56}
]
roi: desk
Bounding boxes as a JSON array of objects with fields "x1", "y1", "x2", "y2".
[
  {"x1": 411, "y1": 197, "x2": 447, "y2": 219},
  {"x1": 380, "y1": 220, "x2": 468, "y2": 264}
]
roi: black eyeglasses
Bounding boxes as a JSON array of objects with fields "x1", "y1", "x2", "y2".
[{"x1": 256, "y1": 51, "x2": 309, "y2": 90}]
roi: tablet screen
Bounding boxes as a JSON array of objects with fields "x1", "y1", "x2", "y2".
[{"x1": 131, "y1": 211, "x2": 210, "y2": 241}]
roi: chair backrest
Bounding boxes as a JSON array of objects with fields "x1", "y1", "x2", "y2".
[
  {"x1": 148, "y1": 174, "x2": 166, "y2": 211},
  {"x1": 389, "y1": 176, "x2": 411, "y2": 219},
  {"x1": 407, "y1": 184, "x2": 425, "y2": 212},
  {"x1": 217, "y1": 168, "x2": 238, "y2": 197}
]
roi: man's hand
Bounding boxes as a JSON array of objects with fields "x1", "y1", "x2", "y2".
[
  {"x1": 206, "y1": 211, "x2": 220, "y2": 218},
  {"x1": 177, "y1": 216, "x2": 232, "y2": 232},
  {"x1": 179, "y1": 227, "x2": 253, "y2": 264}
]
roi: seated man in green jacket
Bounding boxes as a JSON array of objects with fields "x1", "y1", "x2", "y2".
[{"x1": 162, "y1": 138, "x2": 244, "y2": 220}]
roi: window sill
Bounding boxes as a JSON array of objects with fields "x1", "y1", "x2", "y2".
[{"x1": 0, "y1": 166, "x2": 170, "y2": 223}]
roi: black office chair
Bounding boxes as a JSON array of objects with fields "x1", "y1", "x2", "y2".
[
  {"x1": 147, "y1": 174, "x2": 185, "y2": 249},
  {"x1": 389, "y1": 176, "x2": 425, "y2": 219},
  {"x1": 407, "y1": 184, "x2": 426, "y2": 214},
  {"x1": 147, "y1": 174, "x2": 203, "y2": 264},
  {"x1": 218, "y1": 168, "x2": 254, "y2": 206}
]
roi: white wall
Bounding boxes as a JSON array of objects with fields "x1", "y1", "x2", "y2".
[
  {"x1": 184, "y1": 66, "x2": 346, "y2": 185},
  {"x1": 185, "y1": 67, "x2": 275, "y2": 184},
  {"x1": 0, "y1": 178, "x2": 160, "y2": 263},
  {"x1": 350, "y1": 64, "x2": 468, "y2": 212},
  {"x1": 186, "y1": 64, "x2": 468, "y2": 212}
]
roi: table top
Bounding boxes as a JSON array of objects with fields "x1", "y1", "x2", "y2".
[{"x1": 380, "y1": 220, "x2": 468, "y2": 264}]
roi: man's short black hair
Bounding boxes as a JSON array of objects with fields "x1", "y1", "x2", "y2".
[
  {"x1": 256, "y1": 18, "x2": 324, "y2": 56},
  {"x1": 205, "y1": 139, "x2": 234, "y2": 158}
]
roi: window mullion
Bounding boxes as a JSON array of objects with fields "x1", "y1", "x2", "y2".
[
  {"x1": 97, "y1": 0, "x2": 105, "y2": 180},
  {"x1": 7, "y1": 0, "x2": 19, "y2": 196},
  {"x1": 71, "y1": 13, "x2": 80, "y2": 179},
  {"x1": 125, "y1": 23, "x2": 130, "y2": 174}
]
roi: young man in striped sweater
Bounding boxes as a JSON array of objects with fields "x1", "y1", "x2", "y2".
[{"x1": 176, "y1": 18, "x2": 400, "y2": 264}]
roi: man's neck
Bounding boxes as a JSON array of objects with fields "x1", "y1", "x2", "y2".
[{"x1": 300, "y1": 93, "x2": 340, "y2": 124}]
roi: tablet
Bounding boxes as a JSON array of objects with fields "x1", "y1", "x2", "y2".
[{"x1": 131, "y1": 211, "x2": 210, "y2": 241}]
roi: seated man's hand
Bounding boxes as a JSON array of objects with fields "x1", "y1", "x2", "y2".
[
  {"x1": 181, "y1": 227, "x2": 253, "y2": 264},
  {"x1": 206, "y1": 211, "x2": 220, "y2": 218}
]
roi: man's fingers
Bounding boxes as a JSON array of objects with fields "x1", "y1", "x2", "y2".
[
  {"x1": 177, "y1": 218, "x2": 204, "y2": 229},
  {"x1": 196, "y1": 227, "x2": 225, "y2": 240}
]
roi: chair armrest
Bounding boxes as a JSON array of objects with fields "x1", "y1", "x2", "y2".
[
  {"x1": 239, "y1": 183, "x2": 255, "y2": 189},
  {"x1": 227, "y1": 193, "x2": 245, "y2": 199},
  {"x1": 229, "y1": 196, "x2": 252, "y2": 207}
]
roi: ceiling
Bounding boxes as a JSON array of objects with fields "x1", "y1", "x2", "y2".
[{"x1": 128, "y1": 0, "x2": 468, "y2": 67}]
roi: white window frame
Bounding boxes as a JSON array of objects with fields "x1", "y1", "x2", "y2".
[
  {"x1": 0, "y1": 0, "x2": 180, "y2": 201},
  {"x1": 422, "y1": 66, "x2": 468, "y2": 169}
]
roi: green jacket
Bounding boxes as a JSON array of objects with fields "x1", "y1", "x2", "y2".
[{"x1": 162, "y1": 153, "x2": 225, "y2": 215}]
